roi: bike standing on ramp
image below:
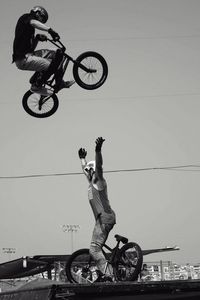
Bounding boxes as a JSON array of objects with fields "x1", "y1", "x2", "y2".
[
  {"x1": 65, "y1": 234, "x2": 143, "y2": 283},
  {"x1": 22, "y1": 38, "x2": 108, "y2": 118}
]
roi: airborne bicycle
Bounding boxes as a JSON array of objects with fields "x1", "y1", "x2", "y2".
[
  {"x1": 65, "y1": 234, "x2": 143, "y2": 284},
  {"x1": 22, "y1": 38, "x2": 108, "y2": 118}
]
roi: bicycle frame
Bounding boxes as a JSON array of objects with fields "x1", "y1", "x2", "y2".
[
  {"x1": 102, "y1": 240, "x2": 122, "y2": 265},
  {"x1": 48, "y1": 39, "x2": 97, "y2": 77},
  {"x1": 32, "y1": 39, "x2": 99, "y2": 107},
  {"x1": 99, "y1": 239, "x2": 131, "y2": 279},
  {"x1": 42, "y1": 39, "x2": 97, "y2": 95}
]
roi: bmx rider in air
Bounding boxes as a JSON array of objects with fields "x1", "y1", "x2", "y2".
[{"x1": 12, "y1": 6, "x2": 74, "y2": 94}]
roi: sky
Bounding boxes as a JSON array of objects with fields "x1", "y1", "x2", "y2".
[{"x1": 0, "y1": 0, "x2": 200, "y2": 265}]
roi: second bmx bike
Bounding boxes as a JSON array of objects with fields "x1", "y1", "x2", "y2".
[
  {"x1": 65, "y1": 234, "x2": 143, "y2": 284},
  {"x1": 22, "y1": 38, "x2": 108, "y2": 118}
]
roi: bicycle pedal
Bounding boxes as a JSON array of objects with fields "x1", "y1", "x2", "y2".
[{"x1": 31, "y1": 86, "x2": 53, "y2": 96}]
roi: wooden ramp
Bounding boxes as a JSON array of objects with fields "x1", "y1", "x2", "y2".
[{"x1": 1, "y1": 279, "x2": 200, "y2": 300}]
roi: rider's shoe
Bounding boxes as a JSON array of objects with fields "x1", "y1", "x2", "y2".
[
  {"x1": 63, "y1": 80, "x2": 75, "y2": 88},
  {"x1": 93, "y1": 273, "x2": 113, "y2": 283},
  {"x1": 54, "y1": 80, "x2": 75, "y2": 93},
  {"x1": 31, "y1": 85, "x2": 53, "y2": 96}
]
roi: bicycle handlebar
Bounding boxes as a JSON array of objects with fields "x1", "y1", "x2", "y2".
[{"x1": 47, "y1": 38, "x2": 66, "y2": 51}]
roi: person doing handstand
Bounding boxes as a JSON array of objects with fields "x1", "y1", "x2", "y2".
[{"x1": 78, "y1": 137, "x2": 116, "y2": 282}]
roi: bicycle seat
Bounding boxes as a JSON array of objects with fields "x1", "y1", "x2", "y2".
[{"x1": 114, "y1": 234, "x2": 128, "y2": 244}]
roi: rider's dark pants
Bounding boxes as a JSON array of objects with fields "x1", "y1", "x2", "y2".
[
  {"x1": 15, "y1": 49, "x2": 63, "y2": 86},
  {"x1": 39, "y1": 49, "x2": 64, "y2": 85},
  {"x1": 15, "y1": 49, "x2": 55, "y2": 72}
]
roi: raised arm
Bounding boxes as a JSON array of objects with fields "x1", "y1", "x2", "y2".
[
  {"x1": 95, "y1": 137, "x2": 105, "y2": 180},
  {"x1": 78, "y1": 148, "x2": 87, "y2": 172}
]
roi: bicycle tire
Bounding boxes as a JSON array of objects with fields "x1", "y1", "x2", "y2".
[
  {"x1": 115, "y1": 242, "x2": 143, "y2": 281},
  {"x1": 73, "y1": 51, "x2": 108, "y2": 90},
  {"x1": 22, "y1": 90, "x2": 59, "y2": 118},
  {"x1": 66, "y1": 248, "x2": 98, "y2": 284}
]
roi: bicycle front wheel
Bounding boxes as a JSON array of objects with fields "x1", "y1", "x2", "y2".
[
  {"x1": 22, "y1": 91, "x2": 59, "y2": 118},
  {"x1": 65, "y1": 249, "x2": 98, "y2": 284},
  {"x1": 115, "y1": 242, "x2": 143, "y2": 282},
  {"x1": 73, "y1": 51, "x2": 108, "y2": 90}
]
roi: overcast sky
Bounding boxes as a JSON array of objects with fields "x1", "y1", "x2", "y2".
[{"x1": 0, "y1": 0, "x2": 200, "y2": 265}]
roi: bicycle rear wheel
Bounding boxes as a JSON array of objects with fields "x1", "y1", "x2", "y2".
[
  {"x1": 115, "y1": 242, "x2": 143, "y2": 281},
  {"x1": 22, "y1": 90, "x2": 59, "y2": 118},
  {"x1": 73, "y1": 51, "x2": 108, "y2": 90},
  {"x1": 65, "y1": 249, "x2": 98, "y2": 284}
]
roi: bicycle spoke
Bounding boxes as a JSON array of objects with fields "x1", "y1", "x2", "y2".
[
  {"x1": 73, "y1": 51, "x2": 108, "y2": 90},
  {"x1": 67, "y1": 252, "x2": 98, "y2": 283},
  {"x1": 122, "y1": 252, "x2": 139, "y2": 267},
  {"x1": 27, "y1": 94, "x2": 54, "y2": 114},
  {"x1": 116, "y1": 243, "x2": 143, "y2": 281},
  {"x1": 77, "y1": 57, "x2": 103, "y2": 85},
  {"x1": 22, "y1": 90, "x2": 59, "y2": 118}
]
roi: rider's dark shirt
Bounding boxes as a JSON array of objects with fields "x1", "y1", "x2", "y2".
[{"x1": 12, "y1": 14, "x2": 35, "y2": 62}]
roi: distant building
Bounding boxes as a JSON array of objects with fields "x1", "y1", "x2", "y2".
[{"x1": 140, "y1": 261, "x2": 200, "y2": 281}]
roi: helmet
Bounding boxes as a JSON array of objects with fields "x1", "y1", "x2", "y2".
[
  {"x1": 31, "y1": 6, "x2": 48, "y2": 23},
  {"x1": 84, "y1": 161, "x2": 96, "y2": 175}
]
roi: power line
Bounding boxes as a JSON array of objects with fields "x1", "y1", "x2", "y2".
[
  {"x1": 0, "y1": 172, "x2": 82, "y2": 179},
  {"x1": 105, "y1": 165, "x2": 200, "y2": 173},
  {"x1": 66, "y1": 92, "x2": 200, "y2": 103},
  {"x1": 1, "y1": 92, "x2": 200, "y2": 106},
  {"x1": 66, "y1": 34, "x2": 200, "y2": 42},
  {"x1": 0, "y1": 164, "x2": 200, "y2": 180}
]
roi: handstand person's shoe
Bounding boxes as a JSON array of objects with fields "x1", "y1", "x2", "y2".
[{"x1": 93, "y1": 272, "x2": 113, "y2": 283}]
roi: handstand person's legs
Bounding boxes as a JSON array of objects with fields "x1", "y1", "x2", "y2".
[{"x1": 90, "y1": 219, "x2": 114, "y2": 277}]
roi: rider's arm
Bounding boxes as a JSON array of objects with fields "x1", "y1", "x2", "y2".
[
  {"x1": 80, "y1": 158, "x2": 87, "y2": 171},
  {"x1": 95, "y1": 151, "x2": 103, "y2": 180},
  {"x1": 30, "y1": 20, "x2": 59, "y2": 41},
  {"x1": 30, "y1": 19, "x2": 50, "y2": 31},
  {"x1": 95, "y1": 137, "x2": 105, "y2": 180}
]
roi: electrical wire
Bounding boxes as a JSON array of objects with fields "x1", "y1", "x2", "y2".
[
  {"x1": 1, "y1": 92, "x2": 200, "y2": 106},
  {"x1": 0, "y1": 164, "x2": 200, "y2": 179},
  {"x1": 66, "y1": 34, "x2": 200, "y2": 42}
]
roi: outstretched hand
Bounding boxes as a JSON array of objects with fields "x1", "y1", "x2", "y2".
[
  {"x1": 48, "y1": 28, "x2": 60, "y2": 41},
  {"x1": 95, "y1": 137, "x2": 105, "y2": 152},
  {"x1": 78, "y1": 148, "x2": 87, "y2": 159}
]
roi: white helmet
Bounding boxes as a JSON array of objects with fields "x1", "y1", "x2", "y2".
[{"x1": 84, "y1": 161, "x2": 96, "y2": 175}]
